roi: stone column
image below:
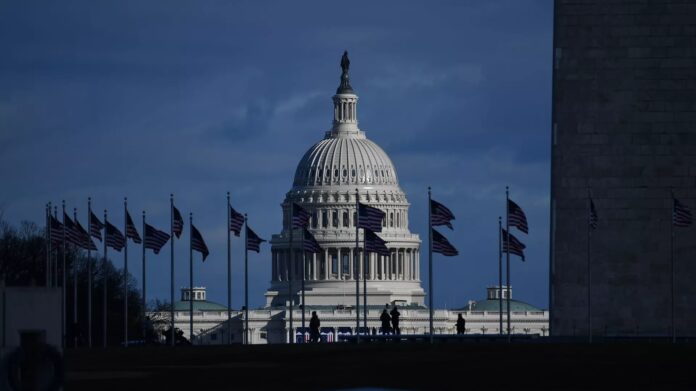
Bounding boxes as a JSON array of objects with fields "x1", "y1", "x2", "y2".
[
  {"x1": 349, "y1": 248, "x2": 354, "y2": 280},
  {"x1": 312, "y1": 252, "x2": 317, "y2": 280},
  {"x1": 324, "y1": 249, "x2": 330, "y2": 280},
  {"x1": 337, "y1": 248, "x2": 342, "y2": 280}
]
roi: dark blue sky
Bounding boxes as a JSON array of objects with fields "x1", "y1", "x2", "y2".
[{"x1": 0, "y1": 1, "x2": 553, "y2": 309}]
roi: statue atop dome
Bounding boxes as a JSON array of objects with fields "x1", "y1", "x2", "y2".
[
  {"x1": 340, "y1": 50, "x2": 350, "y2": 74},
  {"x1": 336, "y1": 50, "x2": 354, "y2": 94}
]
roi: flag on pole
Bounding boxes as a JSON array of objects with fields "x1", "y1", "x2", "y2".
[
  {"x1": 90, "y1": 211, "x2": 104, "y2": 241},
  {"x1": 501, "y1": 228, "x2": 526, "y2": 260},
  {"x1": 125, "y1": 211, "x2": 142, "y2": 243},
  {"x1": 292, "y1": 203, "x2": 311, "y2": 229},
  {"x1": 229, "y1": 206, "x2": 244, "y2": 237},
  {"x1": 430, "y1": 199, "x2": 455, "y2": 229},
  {"x1": 172, "y1": 205, "x2": 184, "y2": 238},
  {"x1": 50, "y1": 215, "x2": 64, "y2": 245},
  {"x1": 191, "y1": 224, "x2": 210, "y2": 261},
  {"x1": 358, "y1": 203, "x2": 385, "y2": 232},
  {"x1": 302, "y1": 228, "x2": 322, "y2": 253},
  {"x1": 144, "y1": 223, "x2": 170, "y2": 254},
  {"x1": 246, "y1": 226, "x2": 266, "y2": 253},
  {"x1": 589, "y1": 199, "x2": 598, "y2": 230},
  {"x1": 75, "y1": 219, "x2": 98, "y2": 251},
  {"x1": 673, "y1": 198, "x2": 692, "y2": 227},
  {"x1": 63, "y1": 213, "x2": 83, "y2": 246},
  {"x1": 105, "y1": 221, "x2": 126, "y2": 252},
  {"x1": 507, "y1": 199, "x2": 528, "y2": 234},
  {"x1": 364, "y1": 229, "x2": 390, "y2": 256},
  {"x1": 431, "y1": 228, "x2": 458, "y2": 256}
]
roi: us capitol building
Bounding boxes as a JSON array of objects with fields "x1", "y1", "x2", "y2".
[{"x1": 154, "y1": 54, "x2": 548, "y2": 344}]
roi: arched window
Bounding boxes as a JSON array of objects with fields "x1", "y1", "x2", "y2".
[
  {"x1": 389, "y1": 212, "x2": 394, "y2": 227},
  {"x1": 343, "y1": 211, "x2": 349, "y2": 227},
  {"x1": 322, "y1": 211, "x2": 328, "y2": 227},
  {"x1": 396, "y1": 213, "x2": 400, "y2": 227},
  {"x1": 332, "y1": 210, "x2": 339, "y2": 227},
  {"x1": 351, "y1": 168, "x2": 356, "y2": 177}
]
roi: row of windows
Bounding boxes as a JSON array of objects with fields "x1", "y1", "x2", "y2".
[
  {"x1": 285, "y1": 209, "x2": 407, "y2": 229},
  {"x1": 296, "y1": 165, "x2": 394, "y2": 184}
]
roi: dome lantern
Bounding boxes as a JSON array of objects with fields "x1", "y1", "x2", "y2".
[{"x1": 332, "y1": 51, "x2": 359, "y2": 133}]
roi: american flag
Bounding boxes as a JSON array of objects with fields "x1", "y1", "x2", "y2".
[
  {"x1": 358, "y1": 203, "x2": 385, "y2": 233},
  {"x1": 507, "y1": 199, "x2": 529, "y2": 234},
  {"x1": 589, "y1": 199, "x2": 598, "y2": 230},
  {"x1": 90, "y1": 211, "x2": 104, "y2": 241},
  {"x1": 190, "y1": 224, "x2": 209, "y2": 261},
  {"x1": 292, "y1": 203, "x2": 311, "y2": 229},
  {"x1": 246, "y1": 226, "x2": 266, "y2": 253},
  {"x1": 75, "y1": 219, "x2": 98, "y2": 251},
  {"x1": 364, "y1": 228, "x2": 390, "y2": 256},
  {"x1": 229, "y1": 205, "x2": 244, "y2": 237},
  {"x1": 105, "y1": 221, "x2": 126, "y2": 252},
  {"x1": 50, "y1": 215, "x2": 64, "y2": 245},
  {"x1": 63, "y1": 212, "x2": 82, "y2": 246},
  {"x1": 172, "y1": 205, "x2": 184, "y2": 238},
  {"x1": 673, "y1": 198, "x2": 692, "y2": 227},
  {"x1": 432, "y1": 228, "x2": 458, "y2": 256},
  {"x1": 144, "y1": 223, "x2": 170, "y2": 254},
  {"x1": 430, "y1": 199, "x2": 455, "y2": 229},
  {"x1": 501, "y1": 228, "x2": 526, "y2": 261},
  {"x1": 125, "y1": 210, "x2": 142, "y2": 244},
  {"x1": 302, "y1": 228, "x2": 322, "y2": 253}
]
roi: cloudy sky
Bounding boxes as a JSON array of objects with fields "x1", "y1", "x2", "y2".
[{"x1": 0, "y1": 1, "x2": 553, "y2": 310}]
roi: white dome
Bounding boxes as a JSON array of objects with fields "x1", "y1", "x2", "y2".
[{"x1": 292, "y1": 131, "x2": 399, "y2": 188}]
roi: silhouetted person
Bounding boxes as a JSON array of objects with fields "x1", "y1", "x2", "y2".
[
  {"x1": 309, "y1": 311, "x2": 321, "y2": 343},
  {"x1": 380, "y1": 309, "x2": 391, "y2": 335},
  {"x1": 390, "y1": 305, "x2": 401, "y2": 335},
  {"x1": 456, "y1": 314, "x2": 466, "y2": 335}
]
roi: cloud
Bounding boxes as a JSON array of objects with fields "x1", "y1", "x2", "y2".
[{"x1": 371, "y1": 63, "x2": 484, "y2": 91}]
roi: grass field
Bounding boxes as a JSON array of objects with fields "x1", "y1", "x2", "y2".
[{"x1": 65, "y1": 341, "x2": 696, "y2": 390}]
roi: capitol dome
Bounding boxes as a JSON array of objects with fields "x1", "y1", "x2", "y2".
[
  {"x1": 292, "y1": 132, "x2": 399, "y2": 188},
  {"x1": 265, "y1": 52, "x2": 424, "y2": 310}
]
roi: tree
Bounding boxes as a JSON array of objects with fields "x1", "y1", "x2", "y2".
[{"x1": 0, "y1": 216, "x2": 147, "y2": 346}]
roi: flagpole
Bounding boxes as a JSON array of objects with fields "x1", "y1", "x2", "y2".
[
  {"x1": 87, "y1": 200, "x2": 92, "y2": 348},
  {"x1": 587, "y1": 188, "x2": 592, "y2": 343},
  {"x1": 189, "y1": 213, "x2": 193, "y2": 345},
  {"x1": 428, "y1": 187, "x2": 433, "y2": 343},
  {"x1": 142, "y1": 211, "x2": 146, "y2": 344},
  {"x1": 363, "y1": 249, "x2": 367, "y2": 332},
  {"x1": 61, "y1": 201, "x2": 66, "y2": 349},
  {"x1": 123, "y1": 198, "x2": 129, "y2": 348},
  {"x1": 103, "y1": 209, "x2": 108, "y2": 348},
  {"x1": 54, "y1": 207, "x2": 59, "y2": 288},
  {"x1": 227, "y1": 192, "x2": 232, "y2": 345},
  {"x1": 670, "y1": 196, "x2": 675, "y2": 344},
  {"x1": 506, "y1": 187, "x2": 511, "y2": 340},
  {"x1": 170, "y1": 194, "x2": 175, "y2": 347},
  {"x1": 288, "y1": 204, "x2": 294, "y2": 344},
  {"x1": 73, "y1": 207, "x2": 79, "y2": 348},
  {"x1": 355, "y1": 188, "x2": 360, "y2": 342},
  {"x1": 46, "y1": 203, "x2": 51, "y2": 287},
  {"x1": 244, "y1": 214, "x2": 249, "y2": 345},
  {"x1": 498, "y1": 216, "x2": 503, "y2": 335},
  {"x1": 301, "y1": 229, "x2": 306, "y2": 342}
]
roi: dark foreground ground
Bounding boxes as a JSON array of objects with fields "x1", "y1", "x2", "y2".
[{"x1": 66, "y1": 340, "x2": 696, "y2": 390}]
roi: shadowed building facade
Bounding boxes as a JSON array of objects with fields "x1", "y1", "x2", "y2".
[{"x1": 551, "y1": 1, "x2": 696, "y2": 336}]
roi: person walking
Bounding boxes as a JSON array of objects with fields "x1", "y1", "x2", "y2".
[
  {"x1": 456, "y1": 313, "x2": 466, "y2": 335},
  {"x1": 309, "y1": 311, "x2": 321, "y2": 343},
  {"x1": 390, "y1": 305, "x2": 401, "y2": 335},
  {"x1": 380, "y1": 308, "x2": 391, "y2": 335}
]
